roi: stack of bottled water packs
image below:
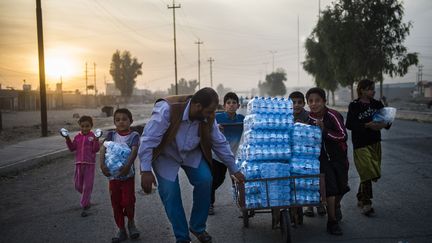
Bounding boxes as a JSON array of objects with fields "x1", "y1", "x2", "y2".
[
  {"x1": 290, "y1": 123, "x2": 322, "y2": 205},
  {"x1": 103, "y1": 141, "x2": 131, "y2": 178},
  {"x1": 237, "y1": 97, "x2": 294, "y2": 208}
]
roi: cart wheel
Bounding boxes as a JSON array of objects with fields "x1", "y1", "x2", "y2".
[
  {"x1": 297, "y1": 207, "x2": 304, "y2": 225},
  {"x1": 280, "y1": 209, "x2": 292, "y2": 243},
  {"x1": 243, "y1": 210, "x2": 249, "y2": 228}
]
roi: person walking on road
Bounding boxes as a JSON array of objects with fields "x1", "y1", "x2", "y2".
[
  {"x1": 346, "y1": 79, "x2": 391, "y2": 216},
  {"x1": 139, "y1": 88, "x2": 245, "y2": 243},
  {"x1": 209, "y1": 92, "x2": 245, "y2": 216},
  {"x1": 100, "y1": 108, "x2": 141, "y2": 243},
  {"x1": 63, "y1": 115, "x2": 100, "y2": 217},
  {"x1": 307, "y1": 87, "x2": 350, "y2": 235}
]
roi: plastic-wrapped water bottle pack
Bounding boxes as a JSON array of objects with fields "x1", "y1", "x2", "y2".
[
  {"x1": 238, "y1": 96, "x2": 323, "y2": 208},
  {"x1": 103, "y1": 141, "x2": 131, "y2": 177},
  {"x1": 373, "y1": 107, "x2": 396, "y2": 124},
  {"x1": 290, "y1": 123, "x2": 322, "y2": 201},
  {"x1": 240, "y1": 161, "x2": 291, "y2": 180},
  {"x1": 240, "y1": 97, "x2": 295, "y2": 208}
]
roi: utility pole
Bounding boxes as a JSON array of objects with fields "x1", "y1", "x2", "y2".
[
  {"x1": 85, "y1": 62, "x2": 88, "y2": 95},
  {"x1": 318, "y1": 0, "x2": 321, "y2": 18},
  {"x1": 94, "y1": 62, "x2": 97, "y2": 96},
  {"x1": 104, "y1": 75, "x2": 107, "y2": 95},
  {"x1": 195, "y1": 39, "x2": 204, "y2": 89},
  {"x1": 297, "y1": 15, "x2": 300, "y2": 86},
  {"x1": 60, "y1": 76, "x2": 64, "y2": 109},
  {"x1": 36, "y1": 0, "x2": 48, "y2": 137},
  {"x1": 263, "y1": 62, "x2": 269, "y2": 76},
  {"x1": 418, "y1": 64, "x2": 424, "y2": 83},
  {"x1": 168, "y1": 0, "x2": 181, "y2": 95},
  {"x1": 269, "y1": 50, "x2": 277, "y2": 73},
  {"x1": 418, "y1": 64, "x2": 424, "y2": 95},
  {"x1": 208, "y1": 57, "x2": 214, "y2": 88}
]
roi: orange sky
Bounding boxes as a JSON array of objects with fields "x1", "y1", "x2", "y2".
[{"x1": 1, "y1": 0, "x2": 431, "y2": 94}]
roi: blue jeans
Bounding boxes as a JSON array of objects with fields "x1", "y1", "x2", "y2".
[{"x1": 155, "y1": 159, "x2": 212, "y2": 242}]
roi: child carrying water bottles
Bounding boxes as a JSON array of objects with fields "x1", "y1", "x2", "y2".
[
  {"x1": 100, "y1": 108, "x2": 140, "y2": 243},
  {"x1": 289, "y1": 91, "x2": 327, "y2": 218},
  {"x1": 306, "y1": 87, "x2": 350, "y2": 235},
  {"x1": 63, "y1": 115, "x2": 100, "y2": 217}
]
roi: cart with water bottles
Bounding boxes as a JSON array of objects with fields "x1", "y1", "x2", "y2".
[{"x1": 231, "y1": 96, "x2": 326, "y2": 243}]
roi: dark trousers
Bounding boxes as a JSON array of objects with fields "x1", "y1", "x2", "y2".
[
  {"x1": 357, "y1": 180, "x2": 373, "y2": 206},
  {"x1": 211, "y1": 159, "x2": 228, "y2": 205}
]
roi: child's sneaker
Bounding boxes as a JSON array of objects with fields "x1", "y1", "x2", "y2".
[
  {"x1": 80, "y1": 205, "x2": 90, "y2": 217},
  {"x1": 112, "y1": 229, "x2": 127, "y2": 243},
  {"x1": 327, "y1": 220, "x2": 343, "y2": 235},
  {"x1": 362, "y1": 204, "x2": 375, "y2": 216},
  {"x1": 80, "y1": 210, "x2": 88, "y2": 217},
  {"x1": 128, "y1": 224, "x2": 140, "y2": 239}
]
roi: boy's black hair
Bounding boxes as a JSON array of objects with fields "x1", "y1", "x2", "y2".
[
  {"x1": 289, "y1": 91, "x2": 305, "y2": 102},
  {"x1": 191, "y1": 87, "x2": 219, "y2": 108},
  {"x1": 114, "y1": 108, "x2": 133, "y2": 123},
  {"x1": 78, "y1": 115, "x2": 93, "y2": 126},
  {"x1": 306, "y1": 87, "x2": 326, "y2": 102},
  {"x1": 356, "y1": 79, "x2": 375, "y2": 97},
  {"x1": 224, "y1": 92, "x2": 239, "y2": 104}
]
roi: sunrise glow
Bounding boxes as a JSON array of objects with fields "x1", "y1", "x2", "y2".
[{"x1": 44, "y1": 54, "x2": 79, "y2": 79}]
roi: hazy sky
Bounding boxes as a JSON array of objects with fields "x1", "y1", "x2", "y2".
[{"x1": 1, "y1": 0, "x2": 431, "y2": 94}]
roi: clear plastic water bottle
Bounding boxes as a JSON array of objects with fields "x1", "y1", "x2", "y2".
[
  {"x1": 94, "y1": 128, "x2": 103, "y2": 138},
  {"x1": 59, "y1": 128, "x2": 69, "y2": 137},
  {"x1": 287, "y1": 98, "x2": 293, "y2": 111},
  {"x1": 247, "y1": 96, "x2": 258, "y2": 114},
  {"x1": 263, "y1": 97, "x2": 271, "y2": 114}
]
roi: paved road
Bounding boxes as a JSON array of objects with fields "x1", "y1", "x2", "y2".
[{"x1": 1, "y1": 118, "x2": 431, "y2": 243}]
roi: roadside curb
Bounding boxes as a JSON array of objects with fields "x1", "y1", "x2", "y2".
[
  {"x1": 330, "y1": 106, "x2": 432, "y2": 123},
  {"x1": 0, "y1": 148, "x2": 71, "y2": 177}
]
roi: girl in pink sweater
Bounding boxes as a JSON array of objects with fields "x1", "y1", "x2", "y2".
[{"x1": 64, "y1": 115, "x2": 100, "y2": 217}]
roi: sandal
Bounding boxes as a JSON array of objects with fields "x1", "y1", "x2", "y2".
[
  {"x1": 189, "y1": 229, "x2": 212, "y2": 243},
  {"x1": 304, "y1": 207, "x2": 314, "y2": 217}
]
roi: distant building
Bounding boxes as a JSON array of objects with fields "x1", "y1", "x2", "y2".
[
  {"x1": 105, "y1": 82, "x2": 152, "y2": 96},
  {"x1": 416, "y1": 81, "x2": 432, "y2": 98},
  {"x1": 105, "y1": 83, "x2": 121, "y2": 96},
  {"x1": 376, "y1": 82, "x2": 416, "y2": 100}
]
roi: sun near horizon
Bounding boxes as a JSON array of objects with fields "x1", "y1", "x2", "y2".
[{"x1": 29, "y1": 45, "x2": 84, "y2": 88}]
